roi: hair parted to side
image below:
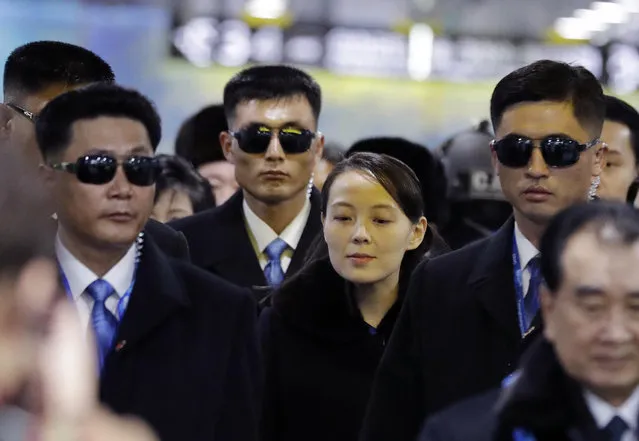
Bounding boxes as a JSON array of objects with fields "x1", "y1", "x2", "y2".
[
  {"x1": 540, "y1": 201, "x2": 639, "y2": 292},
  {"x1": 35, "y1": 83, "x2": 162, "y2": 161},
  {"x1": 0, "y1": 149, "x2": 53, "y2": 279},
  {"x1": 3, "y1": 40, "x2": 115, "y2": 102},
  {"x1": 223, "y1": 65, "x2": 322, "y2": 125},
  {"x1": 604, "y1": 95, "x2": 639, "y2": 165},
  {"x1": 154, "y1": 154, "x2": 216, "y2": 212},
  {"x1": 490, "y1": 60, "x2": 605, "y2": 137}
]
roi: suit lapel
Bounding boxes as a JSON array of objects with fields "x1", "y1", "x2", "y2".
[
  {"x1": 100, "y1": 237, "x2": 190, "y2": 409},
  {"x1": 468, "y1": 218, "x2": 521, "y2": 344},
  {"x1": 206, "y1": 192, "x2": 266, "y2": 287},
  {"x1": 286, "y1": 187, "x2": 322, "y2": 278}
]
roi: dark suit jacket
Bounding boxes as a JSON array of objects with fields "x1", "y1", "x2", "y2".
[
  {"x1": 419, "y1": 338, "x2": 610, "y2": 441},
  {"x1": 144, "y1": 218, "x2": 190, "y2": 261},
  {"x1": 170, "y1": 189, "x2": 322, "y2": 303},
  {"x1": 97, "y1": 236, "x2": 260, "y2": 441},
  {"x1": 360, "y1": 219, "x2": 542, "y2": 441}
]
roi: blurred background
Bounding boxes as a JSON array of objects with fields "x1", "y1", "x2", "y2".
[{"x1": 3, "y1": 0, "x2": 639, "y2": 152}]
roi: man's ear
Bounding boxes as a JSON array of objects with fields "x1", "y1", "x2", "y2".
[
  {"x1": 220, "y1": 131, "x2": 235, "y2": 164},
  {"x1": 592, "y1": 142, "x2": 607, "y2": 176},
  {"x1": 0, "y1": 104, "x2": 14, "y2": 141},
  {"x1": 313, "y1": 133, "x2": 325, "y2": 167}
]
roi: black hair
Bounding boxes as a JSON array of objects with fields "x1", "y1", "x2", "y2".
[
  {"x1": 322, "y1": 142, "x2": 345, "y2": 165},
  {"x1": 605, "y1": 95, "x2": 639, "y2": 165},
  {"x1": 346, "y1": 137, "x2": 447, "y2": 227},
  {"x1": 154, "y1": 154, "x2": 216, "y2": 212},
  {"x1": 306, "y1": 152, "x2": 433, "y2": 281},
  {"x1": 36, "y1": 83, "x2": 162, "y2": 161},
  {"x1": 3, "y1": 41, "x2": 115, "y2": 102},
  {"x1": 223, "y1": 65, "x2": 322, "y2": 125},
  {"x1": 0, "y1": 148, "x2": 53, "y2": 277},
  {"x1": 175, "y1": 104, "x2": 228, "y2": 168},
  {"x1": 490, "y1": 60, "x2": 605, "y2": 137},
  {"x1": 540, "y1": 201, "x2": 639, "y2": 292}
]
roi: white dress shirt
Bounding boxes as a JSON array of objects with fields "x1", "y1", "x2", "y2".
[
  {"x1": 242, "y1": 197, "x2": 311, "y2": 272},
  {"x1": 55, "y1": 234, "x2": 136, "y2": 334},
  {"x1": 514, "y1": 223, "x2": 540, "y2": 296},
  {"x1": 584, "y1": 387, "x2": 639, "y2": 441}
]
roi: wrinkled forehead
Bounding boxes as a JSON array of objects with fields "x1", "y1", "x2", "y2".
[{"x1": 560, "y1": 229, "x2": 639, "y2": 292}]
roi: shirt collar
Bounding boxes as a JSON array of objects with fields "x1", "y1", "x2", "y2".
[
  {"x1": 514, "y1": 222, "x2": 540, "y2": 269},
  {"x1": 584, "y1": 386, "x2": 639, "y2": 430},
  {"x1": 55, "y1": 233, "x2": 137, "y2": 300},
  {"x1": 242, "y1": 197, "x2": 312, "y2": 253}
]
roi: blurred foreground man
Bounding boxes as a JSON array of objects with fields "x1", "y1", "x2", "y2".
[
  {"x1": 361, "y1": 60, "x2": 607, "y2": 441},
  {"x1": 0, "y1": 148, "x2": 157, "y2": 441},
  {"x1": 36, "y1": 84, "x2": 259, "y2": 441},
  {"x1": 421, "y1": 201, "x2": 639, "y2": 441},
  {"x1": 0, "y1": 40, "x2": 189, "y2": 260}
]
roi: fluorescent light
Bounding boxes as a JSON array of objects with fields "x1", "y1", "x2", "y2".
[
  {"x1": 575, "y1": 9, "x2": 610, "y2": 31},
  {"x1": 615, "y1": 0, "x2": 639, "y2": 13},
  {"x1": 245, "y1": 0, "x2": 288, "y2": 19},
  {"x1": 555, "y1": 17, "x2": 595, "y2": 39},
  {"x1": 407, "y1": 24, "x2": 434, "y2": 81},
  {"x1": 591, "y1": 1, "x2": 629, "y2": 23}
]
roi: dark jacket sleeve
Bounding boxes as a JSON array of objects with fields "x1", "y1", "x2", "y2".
[
  {"x1": 258, "y1": 307, "x2": 277, "y2": 441},
  {"x1": 215, "y1": 291, "x2": 261, "y2": 441},
  {"x1": 144, "y1": 219, "x2": 191, "y2": 262},
  {"x1": 359, "y1": 263, "x2": 427, "y2": 441}
]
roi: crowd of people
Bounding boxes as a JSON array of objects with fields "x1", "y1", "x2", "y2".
[{"x1": 0, "y1": 39, "x2": 639, "y2": 441}]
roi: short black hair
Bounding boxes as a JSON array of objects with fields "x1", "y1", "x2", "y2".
[
  {"x1": 346, "y1": 137, "x2": 447, "y2": 226},
  {"x1": 36, "y1": 83, "x2": 162, "y2": 161},
  {"x1": 155, "y1": 154, "x2": 216, "y2": 212},
  {"x1": 174, "y1": 104, "x2": 228, "y2": 168},
  {"x1": 322, "y1": 142, "x2": 345, "y2": 165},
  {"x1": 540, "y1": 201, "x2": 639, "y2": 292},
  {"x1": 605, "y1": 95, "x2": 639, "y2": 165},
  {"x1": 4, "y1": 41, "x2": 115, "y2": 102},
  {"x1": 490, "y1": 60, "x2": 605, "y2": 137},
  {"x1": 223, "y1": 65, "x2": 322, "y2": 125}
]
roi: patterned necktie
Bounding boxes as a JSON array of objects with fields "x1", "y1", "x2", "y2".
[
  {"x1": 86, "y1": 279, "x2": 118, "y2": 371},
  {"x1": 524, "y1": 256, "x2": 541, "y2": 331},
  {"x1": 264, "y1": 238, "x2": 288, "y2": 286},
  {"x1": 603, "y1": 416, "x2": 629, "y2": 441}
]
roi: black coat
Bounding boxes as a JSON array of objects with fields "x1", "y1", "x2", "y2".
[
  {"x1": 259, "y1": 258, "x2": 404, "y2": 441},
  {"x1": 97, "y1": 235, "x2": 260, "y2": 441},
  {"x1": 419, "y1": 337, "x2": 612, "y2": 441},
  {"x1": 360, "y1": 219, "x2": 542, "y2": 441},
  {"x1": 144, "y1": 218, "x2": 190, "y2": 261},
  {"x1": 170, "y1": 190, "x2": 322, "y2": 304}
]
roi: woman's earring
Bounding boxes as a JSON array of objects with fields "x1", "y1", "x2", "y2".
[{"x1": 588, "y1": 176, "x2": 601, "y2": 201}]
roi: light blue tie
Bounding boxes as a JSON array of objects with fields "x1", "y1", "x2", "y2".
[
  {"x1": 524, "y1": 256, "x2": 541, "y2": 331},
  {"x1": 86, "y1": 279, "x2": 118, "y2": 372},
  {"x1": 264, "y1": 238, "x2": 288, "y2": 286}
]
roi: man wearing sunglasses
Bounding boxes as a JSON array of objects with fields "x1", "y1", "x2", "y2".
[
  {"x1": 0, "y1": 40, "x2": 189, "y2": 262},
  {"x1": 361, "y1": 60, "x2": 607, "y2": 441},
  {"x1": 36, "y1": 83, "x2": 259, "y2": 441},
  {"x1": 171, "y1": 65, "x2": 324, "y2": 304}
]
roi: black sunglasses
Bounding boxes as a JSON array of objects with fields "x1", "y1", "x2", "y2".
[
  {"x1": 229, "y1": 126, "x2": 318, "y2": 154},
  {"x1": 491, "y1": 134, "x2": 600, "y2": 169},
  {"x1": 50, "y1": 154, "x2": 159, "y2": 186},
  {"x1": 6, "y1": 103, "x2": 37, "y2": 123}
]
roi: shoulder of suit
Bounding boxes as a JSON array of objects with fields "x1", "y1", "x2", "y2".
[
  {"x1": 416, "y1": 235, "x2": 493, "y2": 276},
  {"x1": 169, "y1": 204, "x2": 229, "y2": 232},
  {"x1": 171, "y1": 258, "x2": 255, "y2": 308}
]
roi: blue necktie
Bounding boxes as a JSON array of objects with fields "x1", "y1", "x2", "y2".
[
  {"x1": 524, "y1": 256, "x2": 541, "y2": 331},
  {"x1": 86, "y1": 279, "x2": 118, "y2": 371},
  {"x1": 603, "y1": 416, "x2": 628, "y2": 441},
  {"x1": 264, "y1": 238, "x2": 288, "y2": 286}
]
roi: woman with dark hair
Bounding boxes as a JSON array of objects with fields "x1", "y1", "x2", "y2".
[
  {"x1": 151, "y1": 154, "x2": 216, "y2": 223},
  {"x1": 259, "y1": 152, "x2": 429, "y2": 441}
]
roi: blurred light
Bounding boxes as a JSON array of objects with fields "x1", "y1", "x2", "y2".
[
  {"x1": 245, "y1": 0, "x2": 288, "y2": 19},
  {"x1": 407, "y1": 24, "x2": 434, "y2": 81},
  {"x1": 554, "y1": 17, "x2": 595, "y2": 40},
  {"x1": 172, "y1": 17, "x2": 218, "y2": 67},
  {"x1": 574, "y1": 9, "x2": 610, "y2": 31},
  {"x1": 615, "y1": 0, "x2": 639, "y2": 13},
  {"x1": 591, "y1": 1, "x2": 629, "y2": 23}
]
